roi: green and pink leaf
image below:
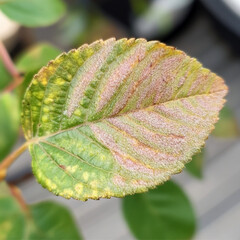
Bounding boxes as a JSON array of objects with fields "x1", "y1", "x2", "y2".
[{"x1": 21, "y1": 38, "x2": 228, "y2": 200}]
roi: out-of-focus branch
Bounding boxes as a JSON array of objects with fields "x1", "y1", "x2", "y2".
[
  {"x1": 0, "y1": 142, "x2": 29, "y2": 181},
  {"x1": 9, "y1": 184, "x2": 29, "y2": 213},
  {"x1": 0, "y1": 41, "x2": 23, "y2": 92}
]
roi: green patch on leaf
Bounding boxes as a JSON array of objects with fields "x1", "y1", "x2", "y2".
[
  {"x1": 0, "y1": 182, "x2": 82, "y2": 240},
  {"x1": 186, "y1": 148, "x2": 204, "y2": 179},
  {"x1": 123, "y1": 180, "x2": 196, "y2": 240},
  {"x1": 0, "y1": 0, "x2": 66, "y2": 27},
  {"x1": 21, "y1": 38, "x2": 228, "y2": 200},
  {"x1": 212, "y1": 106, "x2": 239, "y2": 138},
  {"x1": 0, "y1": 93, "x2": 20, "y2": 162}
]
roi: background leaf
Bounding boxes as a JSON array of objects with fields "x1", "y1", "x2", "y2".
[
  {"x1": 212, "y1": 106, "x2": 239, "y2": 137},
  {"x1": 16, "y1": 43, "x2": 62, "y2": 73},
  {"x1": 0, "y1": 182, "x2": 82, "y2": 240},
  {"x1": 21, "y1": 38, "x2": 228, "y2": 200},
  {"x1": 0, "y1": 93, "x2": 20, "y2": 162},
  {"x1": 16, "y1": 43, "x2": 61, "y2": 105},
  {"x1": 122, "y1": 180, "x2": 196, "y2": 240},
  {"x1": 0, "y1": 0, "x2": 66, "y2": 27},
  {"x1": 0, "y1": 59, "x2": 12, "y2": 91},
  {"x1": 185, "y1": 148, "x2": 204, "y2": 179}
]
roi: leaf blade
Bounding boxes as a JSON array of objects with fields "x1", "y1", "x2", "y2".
[
  {"x1": 186, "y1": 148, "x2": 204, "y2": 179},
  {"x1": 0, "y1": 0, "x2": 66, "y2": 27},
  {"x1": 0, "y1": 182, "x2": 82, "y2": 240},
  {"x1": 21, "y1": 38, "x2": 228, "y2": 200},
  {"x1": 212, "y1": 105, "x2": 239, "y2": 137},
  {"x1": 123, "y1": 180, "x2": 196, "y2": 240},
  {"x1": 0, "y1": 93, "x2": 20, "y2": 162}
]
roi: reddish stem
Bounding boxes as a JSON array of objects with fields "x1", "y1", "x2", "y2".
[
  {"x1": 9, "y1": 184, "x2": 29, "y2": 213},
  {"x1": 0, "y1": 41, "x2": 23, "y2": 92},
  {"x1": 0, "y1": 142, "x2": 29, "y2": 181}
]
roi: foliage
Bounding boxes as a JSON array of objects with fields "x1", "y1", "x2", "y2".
[
  {"x1": 16, "y1": 43, "x2": 62, "y2": 73},
  {"x1": 123, "y1": 180, "x2": 196, "y2": 240},
  {"x1": 0, "y1": 43, "x2": 61, "y2": 163},
  {"x1": 0, "y1": 0, "x2": 66, "y2": 27},
  {"x1": 16, "y1": 43, "x2": 62, "y2": 103},
  {"x1": 20, "y1": 38, "x2": 227, "y2": 201},
  {"x1": 0, "y1": 59, "x2": 11, "y2": 90},
  {"x1": 0, "y1": 93, "x2": 20, "y2": 162},
  {"x1": 0, "y1": 182, "x2": 82, "y2": 239},
  {"x1": 186, "y1": 149, "x2": 204, "y2": 179},
  {"x1": 212, "y1": 105, "x2": 239, "y2": 137}
]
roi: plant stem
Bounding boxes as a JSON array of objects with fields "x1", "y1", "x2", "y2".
[
  {"x1": 9, "y1": 184, "x2": 29, "y2": 213},
  {"x1": 0, "y1": 41, "x2": 23, "y2": 92},
  {"x1": 0, "y1": 142, "x2": 29, "y2": 181}
]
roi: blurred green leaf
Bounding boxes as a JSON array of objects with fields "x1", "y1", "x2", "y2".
[
  {"x1": 0, "y1": 93, "x2": 20, "y2": 162},
  {"x1": 16, "y1": 43, "x2": 61, "y2": 104},
  {"x1": 130, "y1": 0, "x2": 149, "y2": 15},
  {"x1": 0, "y1": 0, "x2": 66, "y2": 27},
  {"x1": 0, "y1": 181, "x2": 82, "y2": 239},
  {"x1": 212, "y1": 106, "x2": 239, "y2": 138},
  {"x1": 59, "y1": 9, "x2": 127, "y2": 47},
  {"x1": 186, "y1": 148, "x2": 204, "y2": 179},
  {"x1": 16, "y1": 43, "x2": 62, "y2": 73},
  {"x1": 0, "y1": 59, "x2": 12, "y2": 91},
  {"x1": 123, "y1": 180, "x2": 196, "y2": 240}
]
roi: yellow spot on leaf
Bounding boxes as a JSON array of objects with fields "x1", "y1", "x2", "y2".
[
  {"x1": 90, "y1": 180, "x2": 98, "y2": 188},
  {"x1": 45, "y1": 179, "x2": 57, "y2": 190},
  {"x1": 43, "y1": 107, "x2": 50, "y2": 113},
  {"x1": 91, "y1": 190, "x2": 98, "y2": 198},
  {"x1": 62, "y1": 189, "x2": 74, "y2": 198},
  {"x1": 42, "y1": 115, "x2": 49, "y2": 123},
  {"x1": 75, "y1": 183, "x2": 83, "y2": 194},
  {"x1": 44, "y1": 98, "x2": 53, "y2": 104},
  {"x1": 83, "y1": 172, "x2": 89, "y2": 181},
  {"x1": 73, "y1": 109, "x2": 82, "y2": 117},
  {"x1": 41, "y1": 78, "x2": 48, "y2": 86},
  {"x1": 55, "y1": 78, "x2": 65, "y2": 85},
  {"x1": 32, "y1": 79, "x2": 38, "y2": 85},
  {"x1": 66, "y1": 165, "x2": 78, "y2": 173},
  {"x1": 104, "y1": 187, "x2": 113, "y2": 196}
]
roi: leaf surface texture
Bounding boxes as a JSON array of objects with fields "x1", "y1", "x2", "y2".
[{"x1": 21, "y1": 38, "x2": 228, "y2": 200}]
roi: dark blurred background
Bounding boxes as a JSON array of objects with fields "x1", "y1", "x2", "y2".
[{"x1": 2, "y1": 0, "x2": 240, "y2": 239}]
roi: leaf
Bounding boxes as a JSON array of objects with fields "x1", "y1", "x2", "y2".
[
  {"x1": 0, "y1": 0, "x2": 66, "y2": 27},
  {"x1": 16, "y1": 43, "x2": 62, "y2": 73},
  {"x1": 122, "y1": 180, "x2": 196, "y2": 240},
  {"x1": 185, "y1": 148, "x2": 204, "y2": 179},
  {"x1": 212, "y1": 106, "x2": 239, "y2": 137},
  {"x1": 0, "y1": 93, "x2": 20, "y2": 162},
  {"x1": 16, "y1": 43, "x2": 61, "y2": 103},
  {"x1": 0, "y1": 59, "x2": 12, "y2": 91},
  {"x1": 21, "y1": 38, "x2": 228, "y2": 200},
  {"x1": 0, "y1": 181, "x2": 82, "y2": 240},
  {"x1": 17, "y1": 71, "x2": 38, "y2": 105}
]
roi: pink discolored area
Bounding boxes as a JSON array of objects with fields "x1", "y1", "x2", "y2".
[
  {"x1": 107, "y1": 117, "x2": 184, "y2": 158},
  {"x1": 111, "y1": 49, "x2": 165, "y2": 115},
  {"x1": 107, "y1": 117, "x2": 186, "y2": 152},
  {"x1": 153, "y1": 54, "x2": 186, "y2": 104},
  {"x1": 66, "y1": 39, "x2": 115, "y2": 117},
  {"x1": 97, "y1": 42, "x2": 147, "y2": 111},
  {"x1": 130, "y1": 110, "x2": 192, "y2": 137}
]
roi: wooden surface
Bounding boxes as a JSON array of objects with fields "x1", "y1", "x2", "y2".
[{"x1": 7, "y1": 6, "x2": 240, "y2": 240}]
